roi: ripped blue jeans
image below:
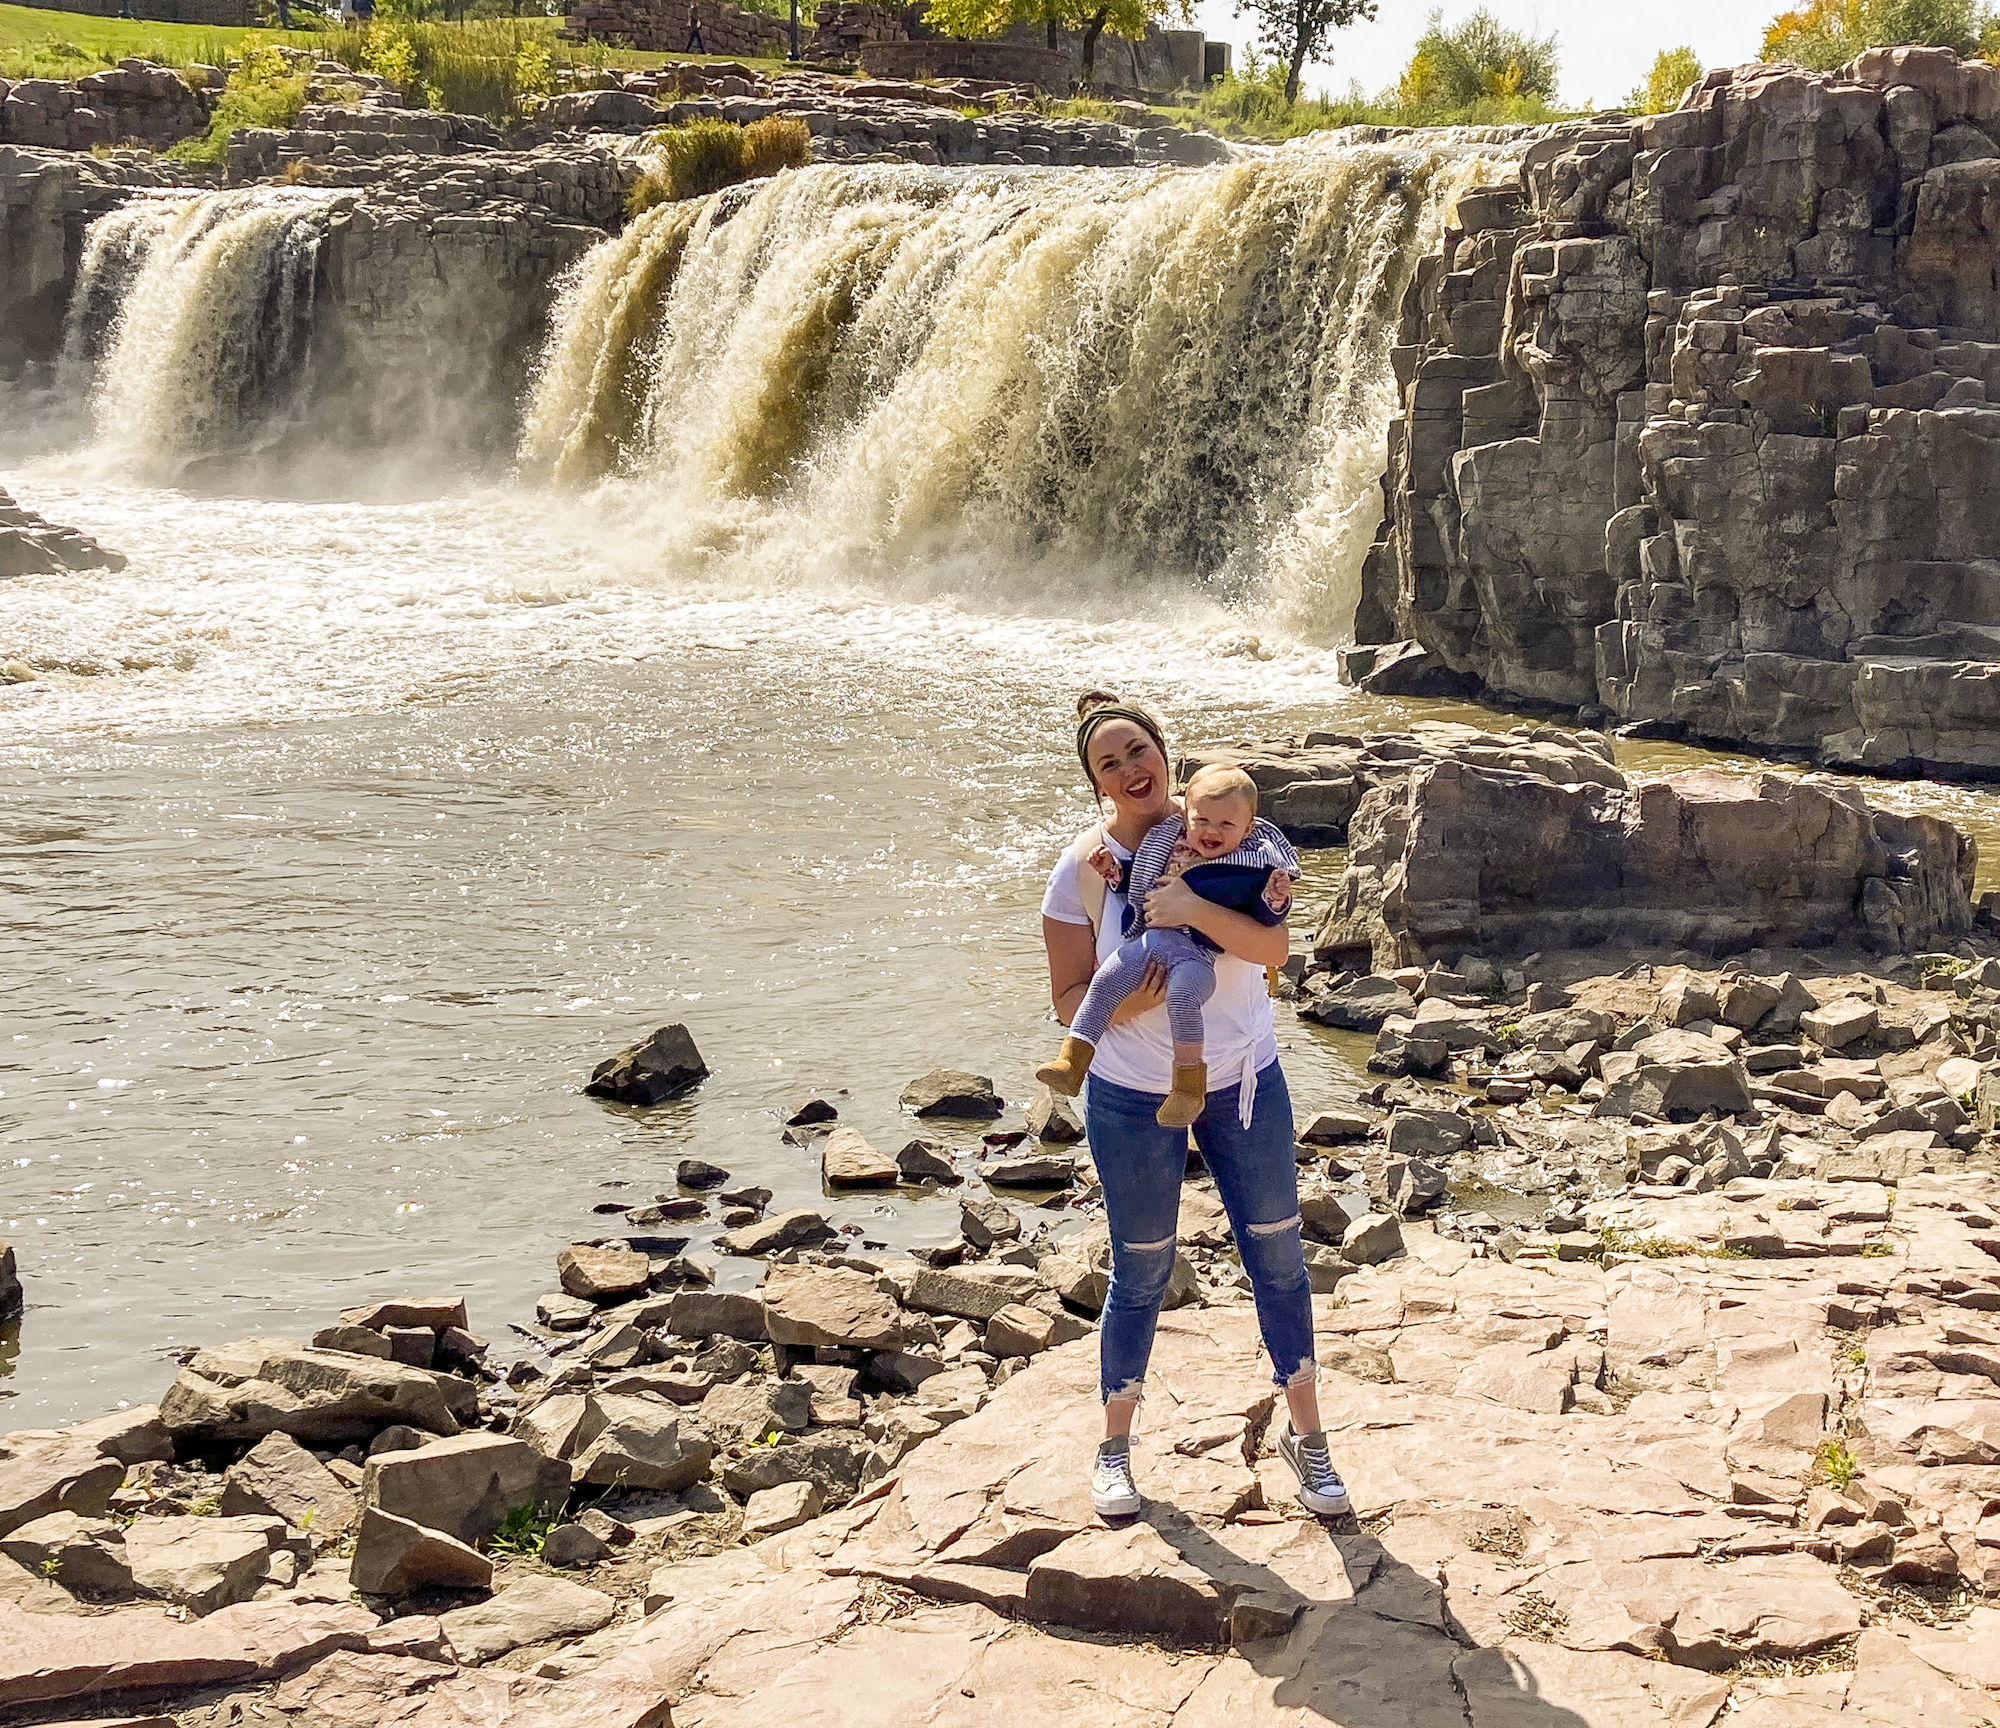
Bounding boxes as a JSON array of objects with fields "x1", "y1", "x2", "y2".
[{"x1": 1084, "y1": 1060, "x2": 1316, "y2": 1402}]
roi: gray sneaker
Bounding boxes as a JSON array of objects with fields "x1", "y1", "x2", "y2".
[
  {"x1": 1091, "y1": 1438, "x2": 1141, "y2": 1519},
  {"x1": 1278, "y1": 1425, "x2": 1351, "y2": 1517}
]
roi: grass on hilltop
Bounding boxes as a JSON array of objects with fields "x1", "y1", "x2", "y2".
[{"x1": 0, "y1": 1, "x2": 786, "y2": 84}]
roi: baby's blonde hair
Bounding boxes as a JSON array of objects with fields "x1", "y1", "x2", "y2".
[{"x1": 1183, "y1": 763, "x2": 1258, "y2": 815}]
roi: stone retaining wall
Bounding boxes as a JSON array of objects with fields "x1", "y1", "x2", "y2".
[
  {"x1": 855, "y1": 38, "x2": 1064, "y2": 90},
  {"x1": 2, "y1": 0, "x2": 250, "y2": 22},
  {"x1": 562, "y1": 0, "x2": 791, "y2": 59}
]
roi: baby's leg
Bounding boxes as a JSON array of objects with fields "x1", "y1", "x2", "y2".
[
  {"x1": 1163, "y1": 952, "x2": 1217, "y2": 1059},
  {"x1": 1070, "y1": 941, "x2": 1153, "y2": 1048}
]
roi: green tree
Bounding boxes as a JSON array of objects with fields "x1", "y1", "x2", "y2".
[
  {"x1": 1234, "y1": 0, "x2": 1378, "y2": 104},
  {"x1": 1761, "y1": 0, "x2": 1985, "y2": 67},
  {"x1": 922, "y1": 0, "x2": 1186, "y2": 87},
  {"x1": 1396, "y1": 5, "x2": 1558, "y2": 114},
  {"x1": 1625, "y1": 45, "x2": 1702, "y2": 112}
]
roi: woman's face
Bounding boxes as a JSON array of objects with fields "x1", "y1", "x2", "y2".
[{"x1": 1086, "y1": 720, "x2": 1170, "y2": 819}]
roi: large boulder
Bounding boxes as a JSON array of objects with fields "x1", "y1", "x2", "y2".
[
  {"x1": 124, "y1": 1515, "x2": 287, "y2": 1615},
  {"x1": 436, "y1": 1574, "x2": 618, "y2": 1664},
  {"x1": 761, "y1": 1263, "x2": 905, "y2": 1352},
  {"x1": 361, "y1": 1432, "x2": 570, "y2": 1547},
  {"x1": 158, "y1": 1339, "x2": 470, "y2": 1447},
  {"x1": 1598, "y1": 1029, "x2": 1753, "y2": 1120},
  {"x1": 0, "y1": 1437, "x2": 124, "y2": 1538},
  {"x1": 1318, "y1": 760, "x2": 1973, "y2": 968},
  {"x1": 569, "y1": 1397, "x2": 713, "y2": 1492},
  {"x1": 585, "y1": 1023, "x2": 708, "y2": 1106},
  {"x1": 219, "y1": 1432, "x2": 358, "y2": 1538},
  {"x1": 0, "y1": 1511, "x2": 133, "y2": 1594},
  {"x1": 348, "y1": 1506, "x2": 492, "y2": 1596}
]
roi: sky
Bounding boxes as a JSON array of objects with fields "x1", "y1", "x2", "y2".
[{"x1": 1185, "y1": 0, "x2": 1770, "y2": 110}]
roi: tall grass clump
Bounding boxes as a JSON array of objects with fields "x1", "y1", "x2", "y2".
[
  {"x1": 164, "y1": 35, "x2": 307, "y2": 163},
  {"x1": 628, "y1": 114, "x2": 809, "y2": 212},
  {"x1": 318, "y1": 18, "x2": 604, "y2": 119}
]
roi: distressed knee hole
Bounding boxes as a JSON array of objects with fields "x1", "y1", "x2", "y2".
[
  {"x1": 1246, "y1": 1214, "x2": 1301, "y2": 1239},
  {"x1": 1121, "y1": 1235, "x2": 1175, "y2": 1254}
]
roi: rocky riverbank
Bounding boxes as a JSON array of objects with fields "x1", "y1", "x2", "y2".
[{"x1": 5, "y1": 725, "x2": 2000, "y2": 1725}]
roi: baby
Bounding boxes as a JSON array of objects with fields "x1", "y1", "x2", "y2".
[{"x1": 1037, "y1": 764, "x2": 1299, "y2": 1128}]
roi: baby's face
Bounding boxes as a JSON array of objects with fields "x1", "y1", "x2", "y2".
[{"x1": 1185, "y1": 791, "x2": 1254, "y2": 857}]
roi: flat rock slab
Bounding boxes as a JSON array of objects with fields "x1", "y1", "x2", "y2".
[
  {"x1": 0, "y1": 1599, "x2": 378, "y2": 1709},
  {"x1": 436, "y1": 1574, "x2": 617, "y2": 1664},
  {"x1": 273, "y1": 1650, "x2": 672, "y2": 1727}
]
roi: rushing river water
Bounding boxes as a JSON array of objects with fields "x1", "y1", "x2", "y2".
[{"x1": 8, "y1": 140, "x2": 2000, "y2": 1427}]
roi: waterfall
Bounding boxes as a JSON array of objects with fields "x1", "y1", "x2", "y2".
[
  {"x1": 66, "y1": 188, "x2": 336, "y2": 479},
  {"x1": 521, "y1": 136, "x2": 1524, "y2": 640}
]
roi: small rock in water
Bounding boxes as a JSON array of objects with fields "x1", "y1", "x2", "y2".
[
  {"x1": 1025, "y1": 1088, "x2": 1084, "y2": 1143},
  {"x1": 718, "y1": 1184, "x2": 771, "y2": 1210},
  {"x1": 537, "y1": 1292, "x2": 597, "y2": 1331},
  {"x1": 585, "y1": 1023, "x2": 709, "y2": 1106},
  {"x1": 716, "y1": 1209, "x2": 836, "y2": 1257},
  {"x1": 821, "y1": 1127, "x2": 898, "y2": 1188},
  {"x1": 900, "y1": 1068, "x2": 1003, "y2": 1119},
  {"x1": 896, "y1": 1138, "x2": 961, "y2": 1184},
  {"x1": 959, "y1": 1195, "x2": 1022, "y2": 1249},
  {"x1": 985, "y1": 1152, "x2": 1076, "y2": 1188},
  {"x1": 785, "y1": 1094, "x2": 840, "y2": 1127},
  {"x1": 678, "y1": 1158, "x2": 730, "y2": 1189},
  {"x1": 558, "y1": 1243, "x2": 652, "y2": 1303}
]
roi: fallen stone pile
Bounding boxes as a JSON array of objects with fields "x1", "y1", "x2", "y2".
[{"x1": 523, "y1": 70, "x2": 1231, "y2": 169}]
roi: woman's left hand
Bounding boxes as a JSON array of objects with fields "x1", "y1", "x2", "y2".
[{"x1": 1143, "y1": 876, "x2": 1205, "y2": 931}]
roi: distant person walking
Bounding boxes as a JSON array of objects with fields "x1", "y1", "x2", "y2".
[{"x1": 1040, "y1": 691, "x2": 1351, "y2": 1521}]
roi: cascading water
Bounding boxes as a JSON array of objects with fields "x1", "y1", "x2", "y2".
[
  {"x1": 63, "y1": 187, "x2": 336, "y2": 478},
  {"x1": 521, "y1": 135, "x2": 1524, "y2": 640}
]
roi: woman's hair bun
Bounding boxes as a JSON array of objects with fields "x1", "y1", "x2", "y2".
[{"x1": 1075, "y1": 689, "x2": 1123, "y2": 722}]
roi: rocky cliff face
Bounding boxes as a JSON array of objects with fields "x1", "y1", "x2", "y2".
[{"x1": 1357, "y1": 47, "x2": 2000, "y2": 778}]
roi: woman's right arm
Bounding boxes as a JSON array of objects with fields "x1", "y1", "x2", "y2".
[{"x1": 1044, "y1": 918, "x2": 1165, "y2": 1028}]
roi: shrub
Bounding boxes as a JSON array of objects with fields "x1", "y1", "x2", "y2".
[
  {"x1": 628, "y1": 116, "x2": 809, "y2": 212},
  {"x1": 741, "y1": 114, "x2": 811, "y2": 178},
  {"x1": 1626, "y1": 46, "x2": 1704, "y2": 113},
  {"x1": 164, "y1": 35, "x2": 308, "y2": 163},
  {"x1": 1814, "y1": 1438, "x2": 1860, "y2": 1488}
]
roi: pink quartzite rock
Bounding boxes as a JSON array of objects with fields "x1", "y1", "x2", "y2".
[{"x1": 0, "y1": 1599, "x2": 377, "y2": 1708}]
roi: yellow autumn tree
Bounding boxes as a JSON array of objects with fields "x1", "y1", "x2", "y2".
[{"x1": 1625, "y1": 45, "x2": 1702, "y2": 112}]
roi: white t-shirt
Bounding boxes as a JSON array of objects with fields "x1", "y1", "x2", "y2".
[{"x1": 1041, "y1": 830, "x2": 1278, "y2": 1098}]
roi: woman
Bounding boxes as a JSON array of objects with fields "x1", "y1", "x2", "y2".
[{"x1": 1041, "y1": 691, "x2": 1350, "y2": 1520}]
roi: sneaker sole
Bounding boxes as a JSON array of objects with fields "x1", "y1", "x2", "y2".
[{"x1": 1092, "y1": 1487, "x2": 1141, "y2": 1519}]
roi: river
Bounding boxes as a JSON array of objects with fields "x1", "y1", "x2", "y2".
[{"x1": 6, "y1": 137, "x2": 2000, "y2": 1426}]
